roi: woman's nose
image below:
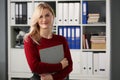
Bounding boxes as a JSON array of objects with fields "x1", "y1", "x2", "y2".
[{"x1": 42, "y1": 16, "x2": 47, "y2": 21}]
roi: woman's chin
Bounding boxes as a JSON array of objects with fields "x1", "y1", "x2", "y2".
[
  {"x1": 41, "y1": 27, "x2": 50, "y2": 30},
  {"x1": 41, "y1": 25, "x2": 52, "y2": 29}
]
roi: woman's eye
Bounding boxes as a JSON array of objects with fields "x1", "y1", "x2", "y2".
[
  {"x1": 46, "y1": 14, "x2": 50, "y2": 17},
  {"x1": 39, "y1": 16, "x2": 43, "y2": 18}
]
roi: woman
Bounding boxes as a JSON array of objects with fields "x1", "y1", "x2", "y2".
[{"x1": 24, "y1": 2, "x2": 73, "y2": 80}]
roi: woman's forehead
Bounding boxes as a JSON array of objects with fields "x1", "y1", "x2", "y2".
[{"x1": 40, "y1": 9, "x2": 52, "y2": 15}]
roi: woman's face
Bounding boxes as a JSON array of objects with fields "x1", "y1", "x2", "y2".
[{"x1": 38, "y1": 9, "x2": 54, "y2": 29}]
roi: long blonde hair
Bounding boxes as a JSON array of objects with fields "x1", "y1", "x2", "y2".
[{"x1": 26, "y1": 2, "x2": 55, "y2": 44}]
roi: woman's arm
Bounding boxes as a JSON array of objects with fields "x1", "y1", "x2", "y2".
[
  {"x1": 52, "y1": 37, "x2": 73, "y2": 80},
  {"x1": 24, "y1": 36, "x2": 63, "y2": 74}
]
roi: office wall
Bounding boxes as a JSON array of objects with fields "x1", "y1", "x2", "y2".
[
  {"x1": 0, "y1": 0, "x2": 7, "y2": 80},
  {"x1": 111, "y1": 0, "x2": 120, "y2": 80}
]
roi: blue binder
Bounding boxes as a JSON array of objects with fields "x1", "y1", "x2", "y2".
[
  {"x1": 58, "y1": 26, "x2": 81, "y2": 49},
  {"x1": 75, "y1": 26, "x2": 81, "y2": 49},
  {"x1": 82, "y1": 1, "x2": 88, "y2": 24},
  {"x1": 71, "y1": 27, "x2": 76, "y2": 49}
]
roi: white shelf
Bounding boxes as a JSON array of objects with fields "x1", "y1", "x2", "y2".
[
  {"x1": 83, "y1": 0, "x2": 106, "y2": 1},
  {"x1": 34, "y1": 0, "x2": 56, "y2": 1},
  {"x1": 57, "y1": 24, "x2": 81, "y2": 26},
  {"x1": 82, "y1": 23, "x2": 106, "y2": 26},
  {"x1": 58, "y1": 0, "x2": 80, "y2": 1},
  {"x1": 10, "y1": 24, "x2": 30, "y2": 26},
  {"x1": 10, "y1": 0, "x2": 32, "y2": 2},
  {"x1": 8, "y1": 0, "x2": 111, "y2": 80},
  {"x1": 82, "y1": 49, "x2": 106, "y2": 52}
]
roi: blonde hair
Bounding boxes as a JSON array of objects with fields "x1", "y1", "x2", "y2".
[{"x1": 26, "y1": 2, "x2": 55, "y2": 44}]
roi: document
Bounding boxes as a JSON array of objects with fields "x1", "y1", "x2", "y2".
[{"x1": 39, "y1": 44, "x2": 64, "y2": 63}]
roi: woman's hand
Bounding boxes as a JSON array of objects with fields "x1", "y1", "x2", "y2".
[
  {"x1": 40, "y1": 74, "x2": 53, "y2": 80},
  {"x1": 60, "y1": 58, "x2": 69, "y2": 69}
]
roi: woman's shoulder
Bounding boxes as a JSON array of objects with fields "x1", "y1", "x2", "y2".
[
  {"x1": 24, "y1": 33, "x2": 30, "y2": 40},
  {"x1": 24, "y1": 34, "x2": 33, "y2": 43}
]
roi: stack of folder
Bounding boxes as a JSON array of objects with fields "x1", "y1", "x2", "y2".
[
  {"x1": 11, "y1": 2, "x2": 27, "y2": 25},
  {"x1": 80, "y1": 52, "x2": 107, "y2": 75},
  {"x1": 87, "y1": 13, "x2": 100, "y2": 24},
  {"x1": 58, "y1": 26, "x2": 81, "y2": 49},
  {"x1": 90, "y1": 36, "x2": 106, "y2": 49},
  {"x1": 58, "y1": 2, "x2": 81, "y2": 24}
]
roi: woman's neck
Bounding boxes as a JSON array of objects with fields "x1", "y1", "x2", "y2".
[{"x1": 40, "y1": 29, "x2": 53, "y2": 39}]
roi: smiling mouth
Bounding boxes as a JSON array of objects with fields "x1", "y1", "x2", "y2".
[{"x1": 42, "y1": 23, "x2": 48, "y2": 24}]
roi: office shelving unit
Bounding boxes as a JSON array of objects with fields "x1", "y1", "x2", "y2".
[{"x1": 7, "y1": 0, "x2": 111, "y2": 80}]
